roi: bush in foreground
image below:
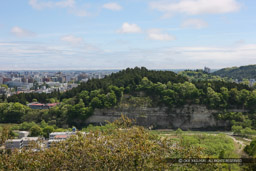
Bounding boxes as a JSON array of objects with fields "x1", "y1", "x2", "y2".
[{"x1": 0, "y1": 116, "x2": 222, "y2": 170}]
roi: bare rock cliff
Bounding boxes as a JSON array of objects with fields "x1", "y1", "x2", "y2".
[{"x1": 85, "y1": 105, "x2": 245, "y2": 130}]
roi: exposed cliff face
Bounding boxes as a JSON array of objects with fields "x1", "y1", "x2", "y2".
[{"x1": 86, "y1": 105, "x2": 246, "y2": 130}]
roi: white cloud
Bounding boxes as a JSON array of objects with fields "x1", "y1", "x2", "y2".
[
  {"x1": 147, "y1": 29, "x2": 175, "y2": 41},
  {"x1": 0, "y1": 41, "x2": 103, "y2": 70},
  {"x1": 150, "y1": 0, "x2": 240, "y2": 16},
  {"x1": 69, "y1": 8, "x2": 89, "y2": 17},
  {"x1": 29, "y1": 0, "x2": 75, "y2": 10},
  {"x1": 103, "y1": 2, "x2": 122, "y2": 11},
  {"x1": 61, "y1": 35, "x2": 83, "y2": 44},
  {"x1": 118, "y1": 22, "x2": 142, "y2": 33},
  {"x1": 1, "y1": 41, "x2": 256, "y2": 69},
  {"x1": 29, "y1": 0, "x2": 89, "y2": 17},
  {"x1": 11, "y1": 26, "x2": 36, "y2": 37},
  {"x1": 182, "y1": 19, "x2": 208, "y2": 29},
  {"x1": 56, "y1": 0, "x2": 75, "y2": 8}
]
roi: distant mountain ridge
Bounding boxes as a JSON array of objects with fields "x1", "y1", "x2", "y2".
[{"x1": 213, "y1": 64, "x2": 256, "y2": 80}]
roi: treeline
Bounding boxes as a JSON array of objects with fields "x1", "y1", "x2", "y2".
[
  {"x1": 7, "y1": 90, "x2": 61, "y2": 105},
  {"x1": 218, "y1": 112, "x2": 254, "y2": 128},
  {"x1": 138, "y1": 77, "x2": 255, "y2": 110},
  {"x1": 7, "y1": 67, "x2": 187, "y2": 104},
  {"x1": 213, "y1": 64, "x2": 256, "y2": 80},
  {"x1": 0, "y1": 85, "x2": 123, "y2": 128},
  {"x1": 179, "y1": 69, "x2": 228, "y2": 81},
  {"x1": 1, "y1": 67, "x2": 256, "y2": 128}
]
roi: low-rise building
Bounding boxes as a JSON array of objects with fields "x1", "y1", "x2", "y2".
[
  {"x1": 47, "y1": 131, "x2": 77, "y2": 148},
  {"x1": 49, "y1": 132, "x2": 76, "y2": 140},
  {"x1": 22, "y1": 137, "x2": 40, "y2": 148},
  {"x1": 27, "y1": 102, "x2": 58, "y2": 109},
  {"x1": 5, "y1": 139, "x2": 23, "y2": 149},
  {"x1": 18, "y1": 131, "x2": 29, "y2": 139}
]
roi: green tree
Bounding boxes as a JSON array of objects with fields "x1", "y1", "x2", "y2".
[
  {"x1": 78, "y1": 91, "x2": 90, "y2": 105},
  {"x1": 244, "y1": 140, "x2": 256, "y2": 156},
  {"x1": 232, "y1": 125, "x2": 243, "y2": 135},
  {"x1": 32, "y1": 98, "x2": 38, "y2": 102},
  {"x1": 30, "y1": 125, "x2": 42, "y2": 137},
  {"x1": 2, "y1": 103, "x2": 30, "y2": 123},
  {"x1": 0, "y1": 84, "x2": 8, "y2": 89},
  {"x1": 42, "y1": 126, "x2": 54, "y2": 138},
  {"x1": 229, "y1": 88, "x2": 239, "y2": 106},
  {"x1": 207, "y1": 87, "x2": 221, "y2": 108},
  {"x1": 176, "y1": 128, "x2": 183, "y2": 136},
  {"x1": 90, "y1": 97, "x2": 102, "y2": 109}
]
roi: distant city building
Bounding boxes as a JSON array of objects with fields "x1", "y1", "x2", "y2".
[
  {"x1": 249, "y1": 79, "x2": 256, "y2": 87},
  {"x1": 28, "y1": 78, "x2": 34, "y2": 83},
  {"x1": 12, "y1": 77, "x2": 22, "y2": 82},
  {"x1": 46, "y1": 82, "x2": 61, "y2": 87},
  {"x1": 81, "y1": 78, "x2": 89, "y2": 82},
  {"x1": 51, "y1": 77, "x2": 58, "y2": 82},
  {"x1": 6, "y1": 81, "x2": 25, "y2": 88},
  {"x1": 58, "y1": 76, "x2": 65, "y2": 83},
  {"x1": 3, "y1": 77, "x2": 11, "y2": 83},
  {"x1": 43, "y1": 77, "x2": 50, "y2": 82},
  {"x1": 0, "y1": 70, "x2": 116, "y2": 98},
  {"x1": 78, "y1": 74, "x2": 88, "y2": 81},
  {"x1": 68, "y1": 83, "x2": 78, "y2": 89},
  {"x1": 204, "y1": 67, "x2": 211, "y2": 73},
  {"x1": 65, "y1": 75, "x2": 71, "y2": 83}
]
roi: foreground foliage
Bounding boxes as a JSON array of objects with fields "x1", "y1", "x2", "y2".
[
  {"x1": 1, "y1": 117, "x2": 253, "y2": 170},
  {"x1": 244, "y1": 139, "x2": 256, "y2": 157},
  {"x1": 0, "y1": 118, "x2": 210, "y2": 171}
]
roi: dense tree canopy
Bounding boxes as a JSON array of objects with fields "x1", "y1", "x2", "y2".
[
  {"x1": 1, "y1": 67, "x2": 256, "y2": 129},
  {"x1": 213, "y1": 64, "x2": 256, "y2": 80}
]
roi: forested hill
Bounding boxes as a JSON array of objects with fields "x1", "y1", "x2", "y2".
[
  {"x1": 7, "y1": 67, "x2": 188, "y2": 104},
  {"x1": 3, "y1": 67, "x2": 255, "y2": 128},
  {"x1": 213, "y1": 64, "x2": 256, "y2": 80},
  {"x1": 61, "y1": 67, "x2": 187, "y2": 99}
]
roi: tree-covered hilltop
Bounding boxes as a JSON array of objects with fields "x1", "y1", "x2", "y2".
[
  {"x1": 6, "y1": 67, "x2": 187, "y2": 104},
  {"x1": 212, "y1": 64, "x2": 256, "y2": 80},
  {"x1": 1, "y1": 67, "x2": 256, "y2": 129},
  {"x1": 60, "y1": 67, "x2": 188, "y2": 100},
  {"x1": 178, "y1": 69, "x2": 229, "y2": 81}
]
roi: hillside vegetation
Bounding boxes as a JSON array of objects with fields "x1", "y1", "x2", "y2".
[
  {"x1": 1, "y1": 67, "x2": 256, "y2": 130},
  {"x1": 213, "y1": 64, "x2": 256, "y2": 80}
]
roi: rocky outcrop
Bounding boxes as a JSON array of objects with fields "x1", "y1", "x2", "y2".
[{"x1": 85, "y1": 105, "x2": 246, "y2": 130}]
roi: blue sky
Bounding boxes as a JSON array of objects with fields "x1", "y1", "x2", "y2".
[{"x1": 0, "y1": 0, "x2": 256, "y2": 70}]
